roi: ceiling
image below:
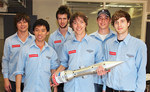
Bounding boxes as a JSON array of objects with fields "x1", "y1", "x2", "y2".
[{"x1": 66, "y1": 1, "x2": 143, "y2": 18}]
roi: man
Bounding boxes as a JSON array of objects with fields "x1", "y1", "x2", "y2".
[
  {"x1": 90, "y1": 9, "x2": 116, "y2": 92},
  {"x1": 52, "y1": 12, "x2": 105, "y2": 92},
  {"x1": 2, "y1": 13, "x2": 35, "y2": 92},
  {"x1": 104, "y1": 10, "x2": 147, "y2": 92},
  {"x1": 15, "y1": 19, "x2": 59, "y2": 92},
  {"x1": 48, "y1": 5, "x2": 74, "y2": 92}
]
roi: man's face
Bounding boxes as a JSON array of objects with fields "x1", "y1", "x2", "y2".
[
  {"x1": 97, "y1": 14, "x2": 111, "y2": 30},
  {"x1": 17, "y1": 19, "x2": 29, "y2": 32},
  {"x1": 33, "y1": 25, "x2": 49, "y2": 43},
  {"x1": 57, "y1": 14, "x2": 69, "y2": 29},
  {"x1": 114, "y1": 17, "x2": 130, "y2": 35},
  {"x1": 72, "y1": 17, "x2": 86, "y2": 36}
]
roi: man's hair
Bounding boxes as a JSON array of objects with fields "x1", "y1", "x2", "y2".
[
  {"x1": 70, "y1": 12, "x2": 88, "y2": 32},
  {"x1": 56, "y1": 5, "x2": 71, "y2": 19},
  {"x1": 33, "y1": 19, "x2": 50, "y2": 32},
  {"x1": 14, "y1": 13, "x2": 30, "y2": 27},
  {"x1": 111, "y1": 10, "x2": 131, "y2": 26}
]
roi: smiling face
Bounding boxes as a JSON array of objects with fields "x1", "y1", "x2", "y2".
[
  {"x1": 72, "y1": 16, "x2": 86, "y2": 36},
  {"x1": 17, "y1": 19, "x2": 29, "y2": 32},
  {"x1": 57, "y1": 14, "x2": 69, "y2": 29},
  {"x1": 111, "y1": 10, "x2": 131, "y2": 38},
  {"x1": 114, "y1": 17, "x2": 130, "y2": 36},
  {"x1": 33, "y1": 25, "x2": 49, "y2": 43},
  {"x1": 97, "y1": 14, "x2": 111, "y2": 30}
]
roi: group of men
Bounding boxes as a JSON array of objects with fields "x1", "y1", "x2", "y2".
[{"x1": 2, "y1": 5, "x2": 147, "y2": 92}]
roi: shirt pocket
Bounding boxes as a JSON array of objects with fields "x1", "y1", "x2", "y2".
[
  {"x1": 123, "y1": 53, "x2": 136, "y2": 73},
  {"x1": 83, "y1": 49, "x2": 95, "y2": 64}
]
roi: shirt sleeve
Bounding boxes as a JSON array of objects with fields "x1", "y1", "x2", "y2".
[
  {"x1": 14, "y1": 47, "x2": 26, "y2": 76},
  {"x1": 60, "y1": 44, "x2": 69, "y2": 68},
  {"x1": 48, "y1": 35, "x2": 54, "y2": 48},
  {"x1": 2, "y1": 39, "x2": 10, "y2": 78},
  {"x1": 135, "y1": 43, "x2": 147, "y2": 92},
  {"x1": 50, "y1": 49, "x2": 59, "y2": 69}
]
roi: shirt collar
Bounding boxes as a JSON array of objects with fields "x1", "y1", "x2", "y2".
[
  {"x1": 15, "y1": 32, "x2": 34, "y2": 38},
  {"x1": 30, "y1": 40, "x2": 49, "y2": 49},
  {"x1": 28, "y1": 32, "x2": 34, "y2": 38},
  {"x1": 14, "y1": 32, "x2": 18, "y2": 37},
  {"x1": 56, "y1": 27, "x2": 73, "y2": 35},
  {"x1": 108, "y1": 29, "x2": 116, "y2": 36},
  {"x1": 91, "y1": 29, "x2": 116, "y2": 40},
  {"x1": 114, "y1": 34, "x2": 131, "y2": 45},
  {"x1": 73, "y1": 34, "x2": 89, "y2": 43}
]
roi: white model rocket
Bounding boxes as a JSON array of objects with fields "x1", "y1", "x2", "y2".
[{"x1": 51, "y1": 61, "x2": 124, "y2": 85}]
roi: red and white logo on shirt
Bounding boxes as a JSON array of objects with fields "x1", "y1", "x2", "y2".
[
  {"x1": 109, "y1": 51, "x2": 116, "y2": 55},
  {"x1": 29, "y1": 54, "x2": 38, "y2": 58},
  {"x1": 12, "y1": 44, "x2": 20, "y2": 48},
  {"x1": 54, "y1": 40, "x2": 61, "y2": 43},
  {"x1": 68, "y1": 50, "x2": 76, "y2": 54}
]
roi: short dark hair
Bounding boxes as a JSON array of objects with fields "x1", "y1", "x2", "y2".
[
  {"x1": 56, "y1": 5, "x2": 71, "y2": 19},
  {"x1": 111, "y1": 10, "x2": 131, "y2": 26},
  {"x1": 70, "y1": 12, "x2": 88, "y2": 32},
  {"x1": 33, "y1": 19, "x2": 50, "y2": 32},
  {"x1": 14, "y1": 13, "x2": 30, "y2": 29}
]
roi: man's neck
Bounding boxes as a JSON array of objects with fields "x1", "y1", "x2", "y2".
[
  {"x1": 75, "y1": 32, "x2": 86, "y2": 42},
  {"x1": 117, "y1": 32, "x2": 128, "y2": 40},
  {"x1": 17, "y1": 30, "x2": 29, "y2": 42},
  {"x1": 98, "y1": 28, "x2": 110, "y2": 35},
  {"x1": 35, "y1": 40, "x2": 45, "y2": 51},
  {"x1": 59, "y1": 26, "x2": 68, "y2": 37}
]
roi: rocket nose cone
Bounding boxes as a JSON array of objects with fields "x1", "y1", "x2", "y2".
[{"x1": 103, "y1": 61, "x2": 124, "y2": 70}]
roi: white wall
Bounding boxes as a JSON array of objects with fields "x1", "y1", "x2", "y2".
[{"x1": 33, "y1": 0, "x2": 62, "y2": 35}]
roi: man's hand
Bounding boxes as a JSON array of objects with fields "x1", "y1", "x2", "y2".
[
  {"x1": 102, "y1": 90, "x2": 106, "y2": 92},
  {"x1": 50, "y1": 73, "x2": 60, "y2": 87},
  {"x1": 96, "y1": 65, "x2": 109, "y2": 76},
  {"x1": 4, "y1": 78, "x2": 12, "y2": 92},
  {"x1": 16, "y1": 74, "x2": 22, "y2": 92}
]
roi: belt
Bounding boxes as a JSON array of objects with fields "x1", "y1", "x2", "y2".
[{"x1": 107, "y1": 86, "x2": 134, "y2": 92}]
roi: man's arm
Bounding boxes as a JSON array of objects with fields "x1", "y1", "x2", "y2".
[
  {"x1": 2, "y1": 39, "x2": 11, "y2": 91},
  {"x1": 135, "y1": 43, "x2": 147, "y2": 92},
  {"x1": 55, "y1": 65, "x2": 66, "y2": 74},
  {"x1": 16, "y1": 74, "x2": 22, "y2": 92}
]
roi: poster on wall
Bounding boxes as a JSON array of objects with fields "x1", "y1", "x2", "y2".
[{"x1": 0, "y1": 1, "x2": 8, "y2": 12}]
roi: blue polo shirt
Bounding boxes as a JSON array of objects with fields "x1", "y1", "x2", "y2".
[
  {"x1": 15, "y1": 41, "x2": 59, "y2": 92},
  {"x1": 90, "y1": 29, "x2": 116, "y2": 90},
  {"x1": 105, "y1": 34, "x2": 147, "y2": 92},
  {"x1": 2, "y1": 32, "x2": 35, "y2": 82},
  {"x1": 48, "y1": 27, "x2": 74, "y2": 61},
  {"x1": 60, "y1": 34, "x2": 104, "y2": 92}
]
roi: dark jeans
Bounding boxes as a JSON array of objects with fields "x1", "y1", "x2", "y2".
[
  {"x1": 94, "y1": 83, "x2": 103, "y2": 92},
  {"x1": 106, "y1": 86, "x2": 134, "y2": 92},
  {"x1": 57, "y1": 83, "x2": 64, "y2": 92},
  {"x1": 5, "y1": 80, "x2": 24, "y2": 92}
]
